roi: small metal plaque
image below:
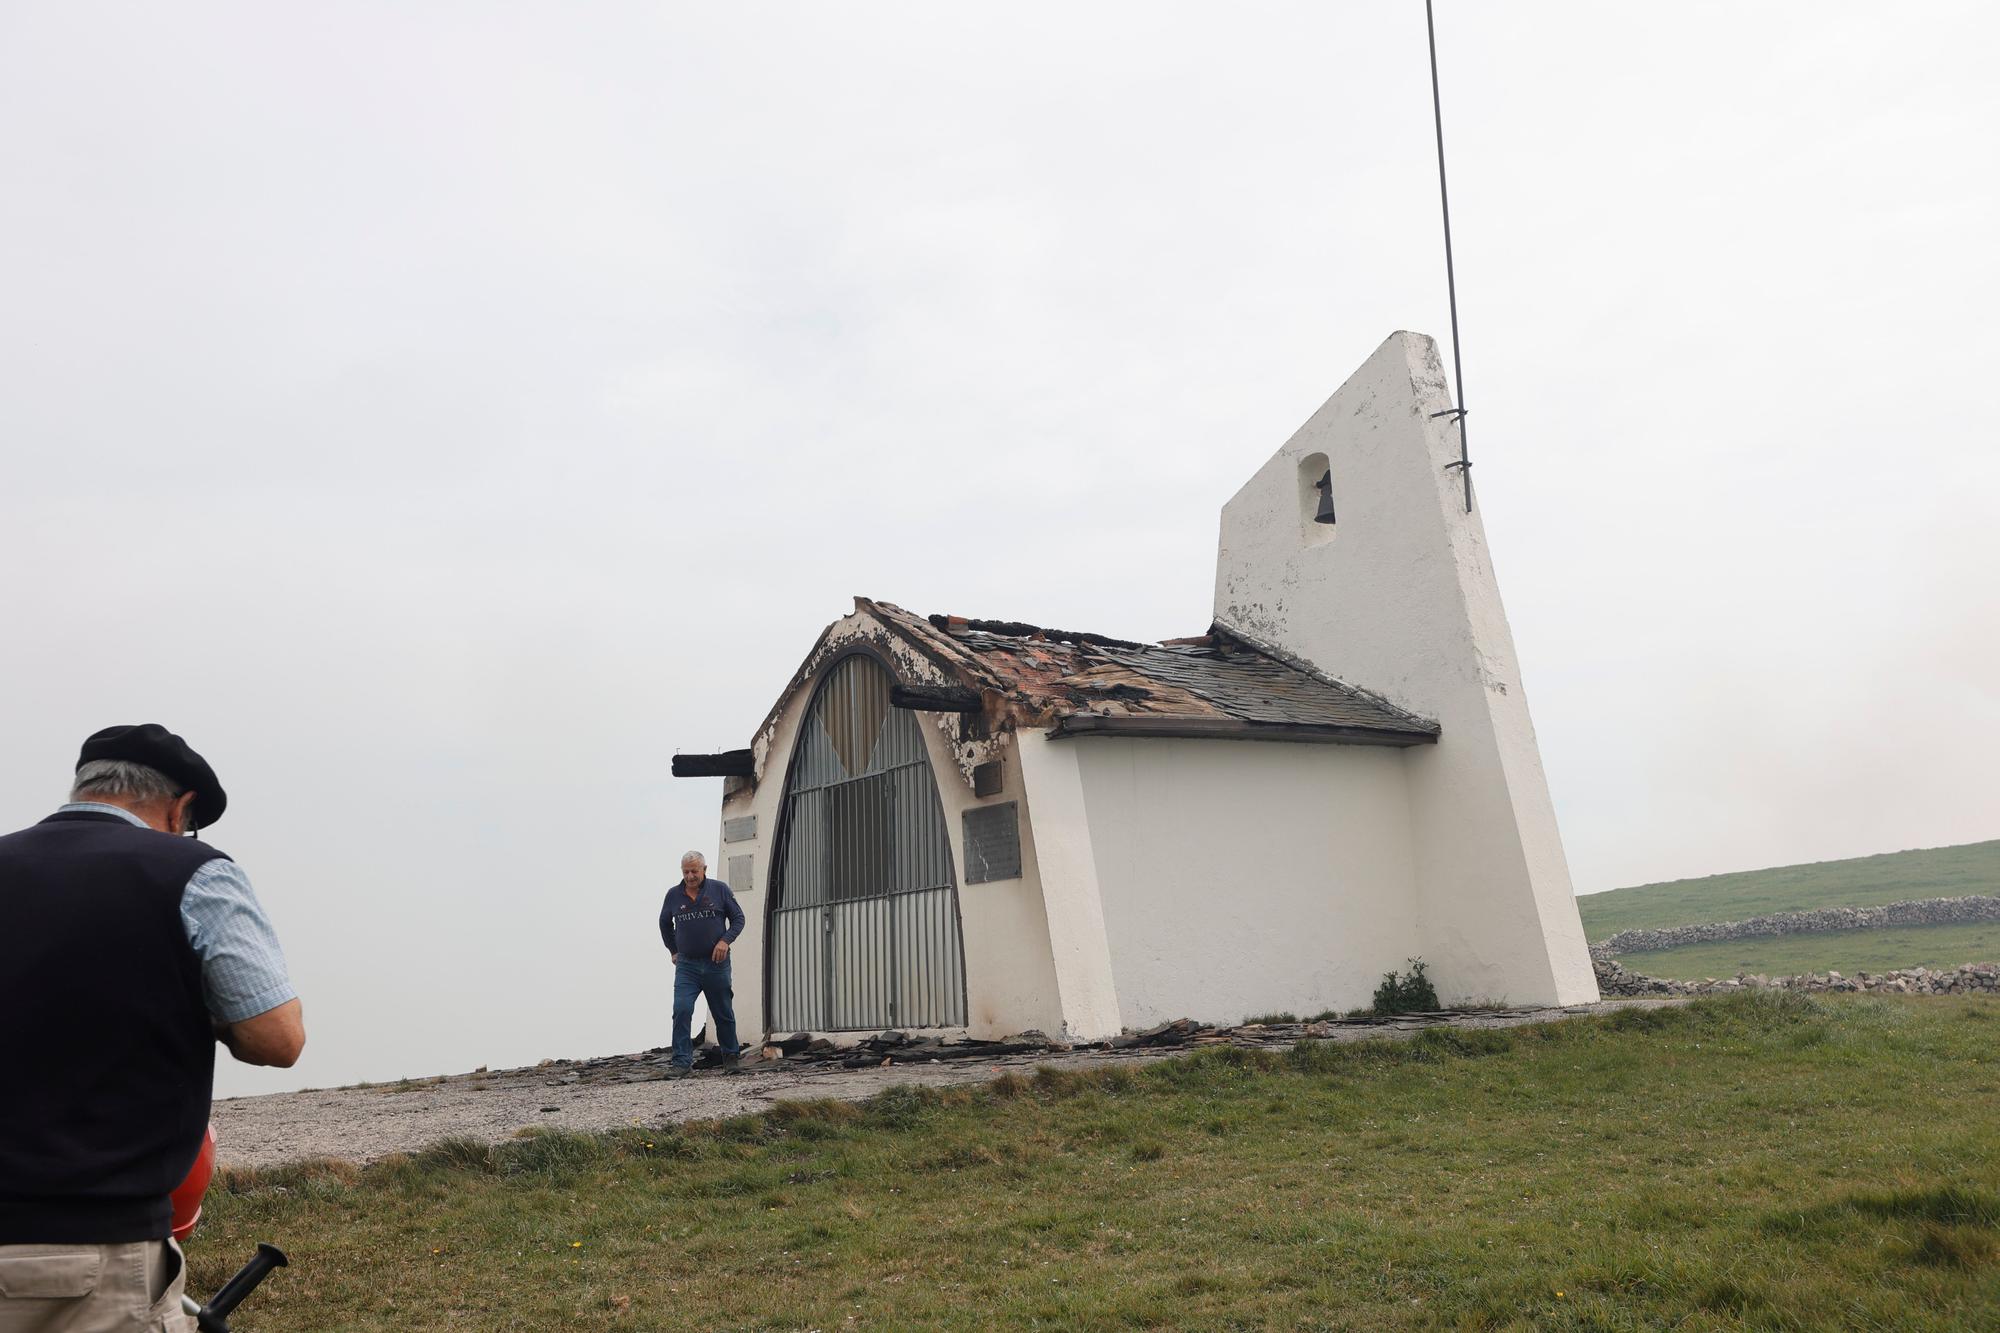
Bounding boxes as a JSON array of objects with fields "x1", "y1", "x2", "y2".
[
  {"x1": 962, "y1": 802, "x2": 1021, "y2": 884},
  {"x1": 727, "y1": 854, "x2": 754, "y2": 894},
  {"x1": 972, "y1": 760, "x2": 1003, "y2": 798},
  {"x1": 723, "y1": 815, "x2": 758, "y2": 844}
]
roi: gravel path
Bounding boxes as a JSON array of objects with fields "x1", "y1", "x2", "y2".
[{"x1": 211, "y1": 999, "x2": 1677, "y2": 1169}]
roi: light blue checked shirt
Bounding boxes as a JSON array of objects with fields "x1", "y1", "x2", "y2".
[{"x1": 59, "y1": 802, "x2": 297, "y2": 1025}]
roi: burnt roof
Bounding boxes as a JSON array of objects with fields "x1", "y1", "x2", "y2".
[{"x1": 866, "y1": 600, "x2": 1438, "y2": 747}]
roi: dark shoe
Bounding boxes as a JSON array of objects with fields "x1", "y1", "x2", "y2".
[{"x1": 665, "y1": 1064, "x2": 693, "y2": 1080}]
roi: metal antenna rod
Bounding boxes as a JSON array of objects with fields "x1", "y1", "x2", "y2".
[{"x1": 1425, "y1": 0, "x2": 1473, "y2": 513}]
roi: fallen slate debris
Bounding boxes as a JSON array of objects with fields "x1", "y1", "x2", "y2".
[
  {"x1": 1108, "y1": 1018, "x2": 1204, "y2": 1049},
  {"x1": 714, "y1": 1009, "x2": 1559, "y2": 1069},
  {"x1": 520, "y1": 1006, "x2": 1571, "y2": 1090},
  {"x1": 787, "y1": 1030, "x2": 1069, "y2": 1069},
  {"x1": 221, "y1": 998, "x2": 1687, "y2": 1170}
]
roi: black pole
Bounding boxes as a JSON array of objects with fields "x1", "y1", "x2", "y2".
[{"x1": 1425, "y1": 0, "x2": 1473, "y2": 513}]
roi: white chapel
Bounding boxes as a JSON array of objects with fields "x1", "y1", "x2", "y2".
[{"x1": 674, "y1": 331, "x2": 1599, "y2": 1042}]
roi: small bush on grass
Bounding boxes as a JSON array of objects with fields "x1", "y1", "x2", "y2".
[{"x1": 1368, "y1": 958, "x2": 1440, "y2": 1015}]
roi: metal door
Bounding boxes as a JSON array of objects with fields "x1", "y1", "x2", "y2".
[{"x1": 768, "y1": 653, "x2": 968, "y2": 1031}]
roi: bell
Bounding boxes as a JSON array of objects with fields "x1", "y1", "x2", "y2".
[{"x1": 1313, "y1": 469, "x2": 1336, "y2": 524}]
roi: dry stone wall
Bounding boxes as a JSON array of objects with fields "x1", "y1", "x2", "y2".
[
  {"x1": 1595, "y1": 958, "x2": 2000, "y2": 998},
  {"x1": 1592, "y1": 895, "x2": 2000, "y2": 962}
]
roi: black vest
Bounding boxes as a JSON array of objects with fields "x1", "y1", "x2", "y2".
[{"x1": 0, "y1": 811, "x2": 223, "y2": 1242}]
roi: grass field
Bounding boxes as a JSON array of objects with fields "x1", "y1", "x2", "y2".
[
  {"x1": 191, "y1": 994, "x2": 2000, "y2": 1331},
  {"x1": 1576, "y1": 839, "x2": 2000, "y2": 940},
  {"x1": 1616, "y1": 921, "x2": 2000, "y2": 981}
]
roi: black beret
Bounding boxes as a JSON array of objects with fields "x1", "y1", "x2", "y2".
[{"x1": 76, "y1": 724, "x2": 228, "y2": 830}]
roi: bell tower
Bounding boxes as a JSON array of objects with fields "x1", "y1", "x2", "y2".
[{"x1": 1213, "y1": 331, "x2": 1597, "y2": 1006}]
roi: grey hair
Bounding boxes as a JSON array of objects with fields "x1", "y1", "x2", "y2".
[
  {"x1": 679, "y1": 850, "x2": 707, "y2": 868},
  {"x1": 71, "y1": 759, "x2": 184, "y2": 805}
]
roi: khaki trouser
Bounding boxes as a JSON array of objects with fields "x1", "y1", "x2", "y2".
[{"x1": 0, "y1": 1240, "x2": 188, "y2": 1333}]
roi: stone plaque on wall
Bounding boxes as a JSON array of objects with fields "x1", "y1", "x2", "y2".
[
  {"x1": 723, "y1": 815, "x2": 758, "y2": 844},
  {"x1": 962, "y1": 802, "x2": 1021, "y2": 884},
  {"x1": 727, "y1": 854, "x2": 754, "y2": 894}
]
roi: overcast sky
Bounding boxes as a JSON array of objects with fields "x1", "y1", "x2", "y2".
[{"x1": 4, "y1": 2, "x2": 1994, "y2": 1096}]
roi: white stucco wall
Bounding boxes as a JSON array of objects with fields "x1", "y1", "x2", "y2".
[
  {"x1": 1212, "y1": 331, "x2": 1598, "y2": 1006},
  {"x1": 1073, "y1": 735, "x2": 1422, "y2": 1027},
  {"x1": 1011, "y1": 731, "x2": 1125, "y2": 1041},
  {"x1": 942, "y1": 731, "x2": 1069, "y2": 1041}
]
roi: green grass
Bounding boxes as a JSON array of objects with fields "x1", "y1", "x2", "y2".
[
  {"x1": 1615, "y1": 920, "x2": 2000, "y2": 981},
  {"x1": 189, "y1": 994, "x2": 2000, "y2": 1331},
  {"x1": 1577, "y1": 839, "x2": 2000, "y2": 940}
]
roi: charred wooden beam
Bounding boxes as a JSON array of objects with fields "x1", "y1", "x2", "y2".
[
  {"x1": 926, "y1": 613, "x2": 1149, "y2": 650},
  {"x1": 1048, "y1": 715, "x2": 1438, "y2": 747},
  {"x1": 671, "y1": 749, "x2": 754, "y2": 778},
  {"x1": 889, "y1": 683, "x2": 982, "y2": 713}
]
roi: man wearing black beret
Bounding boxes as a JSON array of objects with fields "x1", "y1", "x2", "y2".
[{"x1": 0, "y1": 725, "x2": 305, "y2": 1332}]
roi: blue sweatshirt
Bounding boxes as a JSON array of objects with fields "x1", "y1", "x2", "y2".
[{"x1": 659, "y1": 878, "x2": 745, "y2": 962}]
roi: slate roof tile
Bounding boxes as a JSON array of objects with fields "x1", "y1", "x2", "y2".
[{"x1": 864, "y1": 599, "x2": 1438, "y2": 744}]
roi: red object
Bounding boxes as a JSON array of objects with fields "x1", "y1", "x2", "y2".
[{"x1": 170, "y1": 1123, "x2": 217, "y2": 1242}]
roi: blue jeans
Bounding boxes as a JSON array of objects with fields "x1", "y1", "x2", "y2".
[{"x1": 672, "y1": 957, "x2": 739, "y2": 1068}]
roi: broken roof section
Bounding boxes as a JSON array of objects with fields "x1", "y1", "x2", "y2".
[{"x1": 866, "y1": 599, "x2": 1438, "y2": 747}]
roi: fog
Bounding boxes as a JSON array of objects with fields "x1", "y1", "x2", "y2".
[{"x1": 2, "y1": 3, "x2": 1993, "y2": 1095}]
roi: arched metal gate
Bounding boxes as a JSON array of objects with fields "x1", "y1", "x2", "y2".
[{"x1": 767, "y1": 653, "x2": 968, "y2": 1031}]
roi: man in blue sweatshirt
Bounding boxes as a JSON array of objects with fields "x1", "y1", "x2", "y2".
[{"x1": 658, "y1": 851, "x2": 745, "y2": 1075}]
